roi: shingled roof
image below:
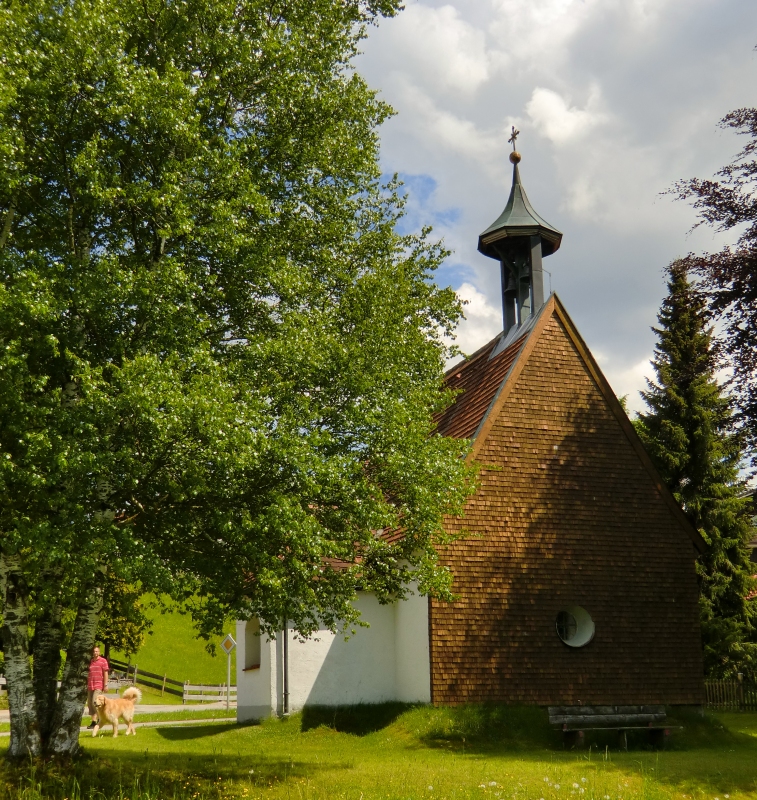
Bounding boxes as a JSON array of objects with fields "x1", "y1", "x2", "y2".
[
  {"x1": 437, "y1": 294, "x2": 706, "y2": 553},
  {"x1": 437, "y1": 332, "x2": 529, "y2": 440}
]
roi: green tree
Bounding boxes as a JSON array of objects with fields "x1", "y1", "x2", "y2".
[
  {"x1": 96, "y1": 582, "x2": 152, "y2": 660},
  {"x1": 636, "y1": 262, "x2": 756, "y2": 678},
  {"x1": 0, "y1": 0, "x2": 473, "y2": 757}
]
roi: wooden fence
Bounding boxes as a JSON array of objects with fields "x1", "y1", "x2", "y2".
[
  {"x1": 109, "y1": 658, "x2": 185, "y2": 699},
  {"x1": 704, "y1": 679, "x2": 757, "y2": 710},
  {"x1": 183, "y1": 683, "x2": 238, "y2": 704},
  {"x1": 0, "y1": 667, "x2": 237, "y2": 705}
]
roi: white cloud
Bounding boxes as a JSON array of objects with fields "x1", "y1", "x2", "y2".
[
  {"x1": 369, "y1": 4, "x2": 490, "y2": 94},
  {"x1": 450, "y1": 282, "x2": 502, "y2": 358},
  {"x1": 358, "y1": 0, "x2": 757, "y2": 381},
  {"x1": 394, "y1": 82, "x2": 502, "y2": 165},
  {"x1": 526, "y1": 86, "x2": 608, "y2": 145},
  {"x1": 595, "y1": 354, "x2": 652, "y2": 414}
]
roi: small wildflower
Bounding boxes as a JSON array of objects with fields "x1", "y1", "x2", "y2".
[
  {"x1": 428, "y1": 787, "x2": 433, "y2": 792},
  {"x1": 490, "y1": 782, "x2": 498, "y2": 787},
  {"x1": 555, "y1": 785, "x2": 561, "y2": 790},
  {"x1": 581, "y1": 779, "x2": 587, "y2": 784},
  {"x1": 725, "y1": 795, "x2": 730, "y2": 798},
  {"x1": 573, "y1": 784, "x2": 580, "y2": 789},
  {"x1": 545, "y1": 778, "x2": 550, "y2": 783}
]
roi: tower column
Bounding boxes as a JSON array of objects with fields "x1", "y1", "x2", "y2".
[
  {"x1": 529, "y1": 234, "x2": 545, "y2": 311},
  {"x1": 501, "y1": 262, "x2": 517, "y2": 331}
]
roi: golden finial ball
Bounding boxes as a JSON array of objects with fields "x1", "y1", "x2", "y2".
[{"x1": 509, "y1": 151, "x2": 521, "y2": 164}]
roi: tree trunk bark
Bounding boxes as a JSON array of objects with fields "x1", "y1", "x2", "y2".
[
  {"x1": 31, "y1": 601, "x2": 63, "y2": 747},
  {"x1": 46, "y1": 581, "x2": 104, "y2": 757},
  {"x1": 0, "y1": 552, "x2": 41, "y2": 758},
  {"x1": 0, "y1": 193, "x2": 17, "y2": 250}
]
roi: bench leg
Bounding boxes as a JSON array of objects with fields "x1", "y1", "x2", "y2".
[
  {"x1": 648, "y1": 728, "x2": 666, "y2": 749},
  {"x1": 617, "y1": 730, "x2": 627, "y2": 751},
  {"x1": 564, "y1": 730, "x2": 584, "y2": 749}
]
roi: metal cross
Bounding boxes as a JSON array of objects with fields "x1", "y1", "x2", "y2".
[{"x1": 508, "y1": 125, "x2": 520, "y2": 150}]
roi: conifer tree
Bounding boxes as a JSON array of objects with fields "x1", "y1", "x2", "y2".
[{"x1": 636, "y1": 261, "x2": 756, "y2": 678}]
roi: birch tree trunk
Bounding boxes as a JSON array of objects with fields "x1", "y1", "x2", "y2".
[
  {"x1": 31, "y1": 601, "x2": 63, "y2": 747},
  {"x1": 45, "y1": 581, "x2": 104, "y2": 756},
  {"x1": 0, "y1": 551, "x2": 42, "y2": 757}
]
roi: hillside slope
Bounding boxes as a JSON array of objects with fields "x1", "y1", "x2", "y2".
[{"x1": 111, "y1": 601, "x2": 237, "y2": 687}]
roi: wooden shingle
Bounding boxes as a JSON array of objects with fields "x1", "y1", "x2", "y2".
[{"x1": 430, "y1": 295, "x2": 705, "y2": 706}]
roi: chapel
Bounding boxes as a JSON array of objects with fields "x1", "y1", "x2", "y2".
[{"x1": 236, "y1": 143, "x2": 706, "y2": 721}]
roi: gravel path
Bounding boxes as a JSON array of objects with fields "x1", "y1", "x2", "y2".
[{"x1": 0, "y1": 700, "x2": 236, "y2": 723}]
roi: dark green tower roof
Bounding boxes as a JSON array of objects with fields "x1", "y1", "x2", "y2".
[{"x1": 478, "y1": 162, "x2": 563, "y2": 260}]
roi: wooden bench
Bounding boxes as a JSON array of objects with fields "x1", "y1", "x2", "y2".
[{"x1": 548, "y1": 705, "x2": 673, "y2": 749}]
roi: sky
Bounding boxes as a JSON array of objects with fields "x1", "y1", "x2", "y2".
[{"x1": 356, "y1": 0, "x2": 757, "y2": 412}]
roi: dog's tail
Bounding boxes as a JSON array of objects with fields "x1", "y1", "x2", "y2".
[{"x1": 122, "y1": 686, "x2": 142, "y2": 703}]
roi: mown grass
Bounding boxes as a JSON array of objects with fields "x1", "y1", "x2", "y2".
[{"x1": 0, "y1": 705, "x2": 756, "y2": 800}]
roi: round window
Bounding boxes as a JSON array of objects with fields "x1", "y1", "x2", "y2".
[{"x1": 555, "y1": 606, "x2": 595, "y2": 648}]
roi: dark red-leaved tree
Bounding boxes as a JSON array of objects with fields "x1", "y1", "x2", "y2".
[{"x1": 672, "y1": 108, "x2": 757, "y2": 464}]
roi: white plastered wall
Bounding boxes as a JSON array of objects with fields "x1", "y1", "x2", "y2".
[{"x1": 236, "y1": 588, "x2": 430, "y2": 721}]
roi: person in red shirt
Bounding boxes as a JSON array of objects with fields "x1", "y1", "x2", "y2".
[{"x1": 87, "y1": 645, "x2": 109, "y2": 729}]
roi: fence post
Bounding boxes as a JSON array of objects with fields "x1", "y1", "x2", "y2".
[
  {"x1": 183, "y1": 680, "x2": 187, "y2": 705},
  {"x1": 162, "y1": 674, "x2": 166, "y2": 697},
  {"x1": 133, "y1": 664, "x2": 139, "y2": 688}
]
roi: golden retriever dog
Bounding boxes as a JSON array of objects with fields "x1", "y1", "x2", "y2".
[{"x1": 92, "y1": 686, "x2": 142, "y2": 737}]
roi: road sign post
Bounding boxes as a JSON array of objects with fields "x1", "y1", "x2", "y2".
[{"x1": 220, "y1": 634, "x2": 236, "y2": 711}]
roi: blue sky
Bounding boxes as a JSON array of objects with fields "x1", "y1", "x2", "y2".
[{"x1": 357, "y1": 0, "x2": 757, "y2": 411}]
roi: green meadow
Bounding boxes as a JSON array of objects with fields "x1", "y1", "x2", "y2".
[
  {"x1": 1, "y1": 705, "x2": 756, "y2": 800},
  {"x1": 110, "y1": 598, "x2": 237, "y2": 692}
]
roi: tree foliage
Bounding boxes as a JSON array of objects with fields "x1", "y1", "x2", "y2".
[
  {"x1": 96, "y1": 582, "x2": 152, "y2": 659},
  {"x1": 0, "y1": 0, "x2": 474, "y2": 756},
  {"x1": 636, "y1": 263, "x2": 756, "y2": 678},
  {"x1": 672, "y1": 108, "x2": 757, "y2": 463}
]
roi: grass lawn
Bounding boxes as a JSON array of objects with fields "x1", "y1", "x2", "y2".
[
  {"x1": 1, "y1": 705, "x2": 756, "y2": 800},
  {"x1": 110, "y1": 597, "x2": 237, "y2": 688}
]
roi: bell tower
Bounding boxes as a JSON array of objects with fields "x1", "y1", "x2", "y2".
[{"x1": 477, "y1": 128, "x2": 562, "y2": 332}]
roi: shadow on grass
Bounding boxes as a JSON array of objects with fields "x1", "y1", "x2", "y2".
[
  {"x1": 0, "y1": 749, "x2": 347, "y2": 800},
  {"x1": 402, "y1": 704, "x2": 757, "y2": 755},
  {"x1": 155, "y1": 723, "x2": 239, "y2": 740},
  {"x1": 404, "y1": 703, "x2": 561, "y2": 753},
  {"x1": 300, "y1": 702, "x2": 412, "y2": 735}
]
